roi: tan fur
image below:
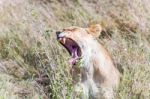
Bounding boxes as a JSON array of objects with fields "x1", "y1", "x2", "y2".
[{"x1": 58, "y1": 24, "x2": 120, "y2": 99}]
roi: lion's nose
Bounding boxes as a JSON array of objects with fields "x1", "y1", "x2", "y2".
[
  {"x1": 56, "y1": 31, "x2": 61, "y2": 36},
  {"x1": 56, "y1": 31, "x2": 61, "y2": 39}
]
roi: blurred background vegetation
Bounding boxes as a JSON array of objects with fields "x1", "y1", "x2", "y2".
[{"x1": 0, "y1": 0, "x2": 150, "y2": 99}]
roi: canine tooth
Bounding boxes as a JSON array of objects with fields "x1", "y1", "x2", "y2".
[
  {"x1": 71, "y1": 52, "x2": 74, "y2": 57},
  {"x1": 63, "y1": 38, "x2": 66, "y2": 44},
  {"x1": 59, "y1": 38, "x2": 62, "y2": 41},
  {"x1": 75, "y1": 50, "x2": 78, "y2": 57}
]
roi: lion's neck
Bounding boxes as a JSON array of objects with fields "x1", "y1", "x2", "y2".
[{"x1": 81, "y1": 39, "x2": 101, "y2": 68}]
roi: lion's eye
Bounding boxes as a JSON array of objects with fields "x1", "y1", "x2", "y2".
[{"x1": 63, "y1": 29, "x2": 66, "y2": 31}]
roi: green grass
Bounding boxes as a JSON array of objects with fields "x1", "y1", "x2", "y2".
[{"x1": 0, "y1": 0, "x2": 150, "y2": 99}]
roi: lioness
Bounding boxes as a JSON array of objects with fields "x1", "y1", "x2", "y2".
[{"x1": 56, "y1": 24, "x2": 120, "y2": 99}]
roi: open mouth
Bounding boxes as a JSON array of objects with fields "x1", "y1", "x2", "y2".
[{"x1": 57, "y1": 37, "x2": 82, "y2": 65}]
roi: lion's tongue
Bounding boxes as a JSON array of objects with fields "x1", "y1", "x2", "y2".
[{"x1": 69, "y1": 48, "x2": 78, "y2": 65}]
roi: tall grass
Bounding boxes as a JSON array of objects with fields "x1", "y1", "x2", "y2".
[{"x1": 0, "y1": 0, "x2": 150, "y2": 98}]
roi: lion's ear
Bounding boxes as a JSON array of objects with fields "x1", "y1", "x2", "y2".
[{"x1": 86, "y1": 24, "x2": 102, "y2": 37}]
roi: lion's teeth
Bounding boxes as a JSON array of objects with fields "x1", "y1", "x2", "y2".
[
  {"x1": 59, "y1": 38, "x2": 62, "y2": 41},
  {"x1": 75, "y1": 50, "x2": 78, "y2": 57},
  {"x1": 63, "y1": 38, "x2": 66, "y2": 44}
]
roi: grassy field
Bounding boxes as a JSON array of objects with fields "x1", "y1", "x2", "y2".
[{"x1": 0, "y1": 0, "x2": 150, "y2": 99}]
